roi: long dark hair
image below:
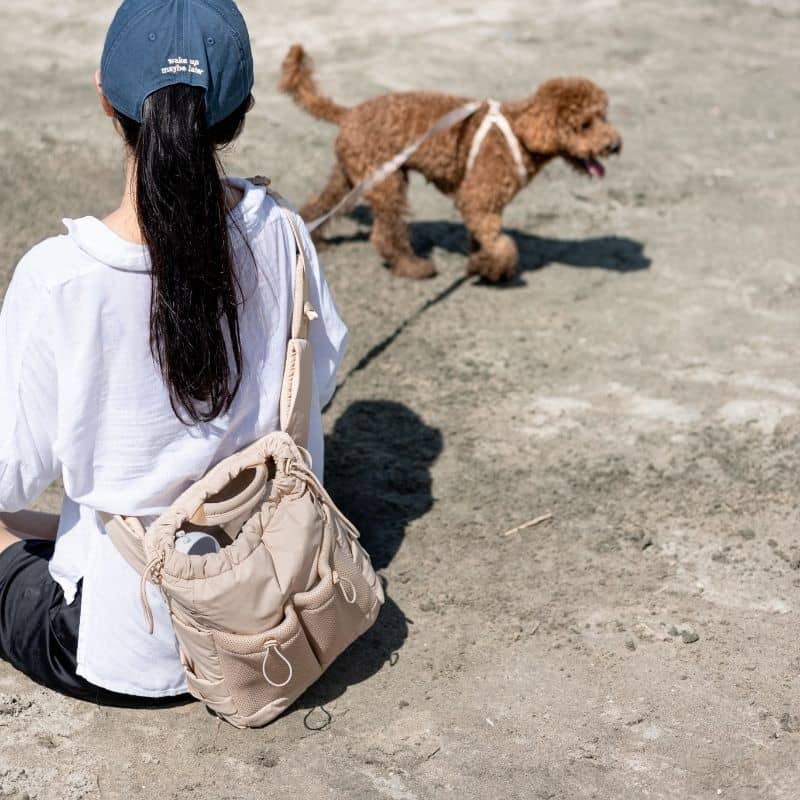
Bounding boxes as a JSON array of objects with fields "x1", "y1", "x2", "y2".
[{"x1": 115, "y1": 85, "x2": 252, "y2": 423}]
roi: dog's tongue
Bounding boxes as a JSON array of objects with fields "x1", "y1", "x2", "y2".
[{"x1": 587, "y1": 158, "x2": 605, "y2": 178}]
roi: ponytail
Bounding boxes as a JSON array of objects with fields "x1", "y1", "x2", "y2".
[{"x1": 115, "y1": 85, "x2": 252, "y2": 423}]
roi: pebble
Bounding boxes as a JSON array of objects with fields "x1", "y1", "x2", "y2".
[
  {"x1": 668, "y1": 624, "x2": 700, "y2": 643},
  {"x1": 779, "y1": 712, "x2": 799, "y2": 733},
  {"x1": 0, "y1": 697, "x2": 32, "y2": 716},
  {"x1": 633, "y1": 622, "x2": 669, "y2": 642}
]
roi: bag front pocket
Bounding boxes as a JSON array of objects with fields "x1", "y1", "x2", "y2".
[
  {"x1": 171, "y1": 615, "x2": 234, "y2": 713},
  {"x1": 295, "y1": 543, "x2": 380, "y2": 669},
  {"x1": 211, "y1": 603, "x2": 322, "y2": 721}
]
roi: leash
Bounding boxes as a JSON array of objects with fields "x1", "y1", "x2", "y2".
[{"x1": 306, "y1": 98, "x2": 526, "y2": 232}]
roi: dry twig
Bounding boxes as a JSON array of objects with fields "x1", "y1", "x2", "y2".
[{"x1": 501, "y1": 513, "x2": 554, "y2": 537}]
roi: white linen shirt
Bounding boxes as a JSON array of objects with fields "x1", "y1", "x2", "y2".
[{"x1": 0, "y1": 178, "x2": 348, "y2": 696}]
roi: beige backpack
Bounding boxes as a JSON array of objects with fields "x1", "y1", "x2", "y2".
[{"x1": 102, "y1": 191, "x2": 384, "y2": 728}]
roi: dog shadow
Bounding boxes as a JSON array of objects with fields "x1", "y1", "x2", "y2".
[
  {"x1": 329, "y1": 207, "x2": 650, "y2": 277},
  {"x1": 294, "y1": 400, "x2": 443, "y2": 716}
]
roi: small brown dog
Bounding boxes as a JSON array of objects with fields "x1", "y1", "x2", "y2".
[{"x1": 280, "y1": 45, "x2": 622, "y2": 282}]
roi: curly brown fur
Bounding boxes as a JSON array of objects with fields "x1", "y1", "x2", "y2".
[
  {"x1": 279, "y1": 44, "x2": 348, "y2": 125},
  {"x1": 280, "y1": 45, "x2": 622, "y2": 282}
]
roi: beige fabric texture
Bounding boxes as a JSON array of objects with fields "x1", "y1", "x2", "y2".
[{"x1": 103, "y1": 191, "x2": 384, "y2": 727}]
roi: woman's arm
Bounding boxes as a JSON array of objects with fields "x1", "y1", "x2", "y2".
[
  {"x1": 0, "y1": 510, "x2": 59, "y2": 541},
  {"x1": 0, "y1": 247, "x2": 61, "y2": 524}
]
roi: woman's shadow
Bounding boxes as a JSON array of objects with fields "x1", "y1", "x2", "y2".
[{"x1": 295, "y1": 400, "x2": 442, "y2": 715}]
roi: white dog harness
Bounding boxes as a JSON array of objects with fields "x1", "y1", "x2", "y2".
[
  {"x1": 307, "y1": 98, "x2": 527, "y2": 232},
  {"x1": 466, "y1": 99, "x2": 527, "y2": 183}
]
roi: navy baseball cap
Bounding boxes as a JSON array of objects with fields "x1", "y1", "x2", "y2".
[{"x1": 100, "y1": 0, "x2": 254, "y2": 126}]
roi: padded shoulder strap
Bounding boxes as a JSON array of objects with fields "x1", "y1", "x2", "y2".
[
  {"x1": 268, "y1": 189, "x2": 312, "y2": 340},
  {"x1": 267, "y1": 189, "x2": 317, "y2": 448}
]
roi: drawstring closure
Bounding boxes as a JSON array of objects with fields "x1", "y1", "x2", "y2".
[
  {"x1": 261, "y1": 641, "x2": 293, "y2": 688},
  {"x1": 333, "y1": 570, "x2": 357, "y2": 604},
  {"x1": 291, "y1": 456, "x2": 362, "y2": 606},
  {"x1": 289, "y1": 459, "x2": 362, "y2": 542},
  {"x1": 140, "y1": 553, "x2": 165, "y2": 635}
]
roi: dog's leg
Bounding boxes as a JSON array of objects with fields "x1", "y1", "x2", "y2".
[
  {"x1": 458, "y1": 202, "x2": 518, "y2": 282},
  {"x1": 299, "y1": 162, "x2": 352, "y2": 240},
  {"x1": 366, "y1": 172, "x2": 436, "y2": 279}
]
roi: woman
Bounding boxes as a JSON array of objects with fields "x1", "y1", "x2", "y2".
[{"x1": 0, "y1": 0, "x2": 347, "y2": 706}]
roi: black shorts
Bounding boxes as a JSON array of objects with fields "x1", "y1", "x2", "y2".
[{"x1": 0, "y1": 539, "x2": 190, "y2": 708}]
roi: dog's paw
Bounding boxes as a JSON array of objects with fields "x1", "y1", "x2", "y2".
[
  {"x1": 467, "y1": 236, "x2": 518, "y2": 282},
  {"x1": 391, "y1": 256, "x2": 437, "y2": 279},
  {"x1": 467, "y1": 253, "x2": 517, "y2": 282}
]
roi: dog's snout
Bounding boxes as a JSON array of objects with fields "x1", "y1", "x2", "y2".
[{"x1": 608, "y1": 138, "x2": 622, "y2": 155}]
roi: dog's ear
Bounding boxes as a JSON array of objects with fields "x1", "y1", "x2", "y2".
[
  {"x1": 510, "y1": 78, "x2": 610, "y2": 156},
  {"x1": 507, "y1": 95, "x2": 562, "y2": 155}
]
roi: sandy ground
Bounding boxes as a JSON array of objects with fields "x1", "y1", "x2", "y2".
[{"x1": 1, "y1": 0, "x2": 800, "y2": 798}]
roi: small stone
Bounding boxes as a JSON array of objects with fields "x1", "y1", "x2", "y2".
[
  {"x1": 419, "y1": 599, "x2": 437, "y2": 613},
  {"x1": 634, "y1": 622, "x2": 669, "y2": 642},
  {"x1": 0, "y1": 697, "x2": 31, "y2": 717},
  {"x1": 633, "y1": 623, "x2": 655, "y2": 641},
  {"x1": 681, "y1": 630, "x2": 700, "y2": 644},
  {"x1": 779, "y1": 712, "x2": 799, "y2": 733},
  {"x1": 398, "y1": 700, "x2": 409, "y2": 708},
  {"x1": 35, "y1": 733, "x2": 59, "y2": 749},
  {"x1": 625, "y1": 639, "x2": 636, "y2": 651},
  {"x1": 256, "y1": 752, "x2": 279, "y2": 768}
]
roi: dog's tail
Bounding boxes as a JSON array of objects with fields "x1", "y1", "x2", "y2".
[{"x1": 279, "y1": 44, "x2": 348, "y2": 125}]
